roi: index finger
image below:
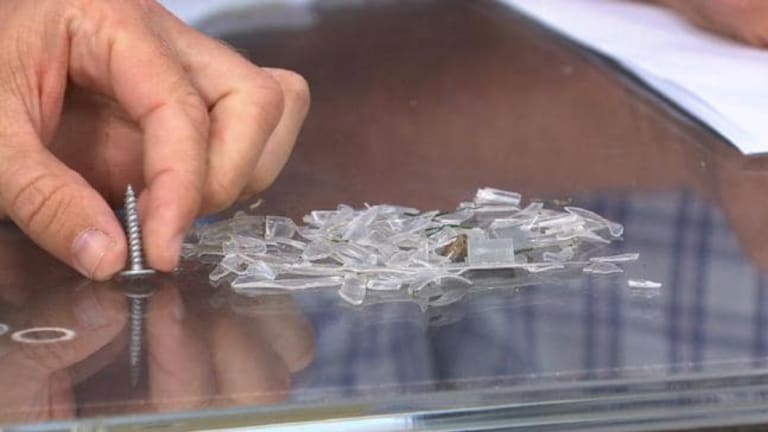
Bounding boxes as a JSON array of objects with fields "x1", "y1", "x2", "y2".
[{"x1": 70, "y1": 6, "x2": 209, "y2": 271}]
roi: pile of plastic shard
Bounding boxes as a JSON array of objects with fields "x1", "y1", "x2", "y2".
[{"x1": 182, "y1": 187, "x2": 639, "y2": 308}]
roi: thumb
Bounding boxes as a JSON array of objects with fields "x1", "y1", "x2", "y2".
[{"x1": 0, "y1": 126, "x2": 127, "y2": 280}]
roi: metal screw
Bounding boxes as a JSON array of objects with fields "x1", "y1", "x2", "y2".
[{"x1": 120, "y1": 185, "x2": 155, "y2": 387}]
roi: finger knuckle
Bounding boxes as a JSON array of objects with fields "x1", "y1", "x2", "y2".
[
  {"x1": 6, "y1": 170, "x2": 75, "y2": 236},
  {"x1": 204, "y1": 174, "x2": 240, "y2": 214},
  {"x1": 174, "y1": 85, "x2": 211, "y2": 137}
]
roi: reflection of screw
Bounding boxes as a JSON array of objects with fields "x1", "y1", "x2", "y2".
[{"x1": 120, "y1": 185, "x2": 155, "y2": 387}]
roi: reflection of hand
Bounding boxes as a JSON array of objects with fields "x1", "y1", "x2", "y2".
[
  {"x1": 655, "y1": 0, "x2": 768, "y2": 46},
  {"x1": 0, "y1": 0, "x2": 309, "y2": 281},
  {"x1": 139, "y1": 286, "x2": 315, "y2": 412},
  {"x1": 0, "y1": 225, "x2": 314, "y2": 421},
  {"x1": 714, "y1": 156, "x2": 768, "y2": 270},
  {"x1": 0, "y1": 281, "x2": 126, "y2": 423}
]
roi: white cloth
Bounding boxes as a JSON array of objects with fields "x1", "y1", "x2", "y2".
[{"x1": 500, "y1": 0, "x2": 768, "y2": 156}]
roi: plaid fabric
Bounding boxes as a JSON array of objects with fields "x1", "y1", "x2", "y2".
[{"x1": 289, "y1": 190, "x2": 766, "y2": 401}]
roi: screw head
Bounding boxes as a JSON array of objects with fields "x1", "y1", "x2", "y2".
[{"x1": 120, "y1": 268, "x2": 157, "y2": 298}]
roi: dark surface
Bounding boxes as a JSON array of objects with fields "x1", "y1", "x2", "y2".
[{"x1": 3, "y1": 1, "x2": 768, "y2": 430}]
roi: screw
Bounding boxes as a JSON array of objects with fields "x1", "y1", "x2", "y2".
[{"x1": 120, "y1": 185, "x2": 155, "y2": 387}]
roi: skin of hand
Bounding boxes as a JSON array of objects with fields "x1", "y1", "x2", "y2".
[
  {"x1": 0, "y1": 0, "x2": 310, "y2": 281},
  {"x1": 653, "y1": 0, "x2": 768, "y2": 46},
  {"x1": 0, "y1": 226, "x2": 314, "y2": 421}
]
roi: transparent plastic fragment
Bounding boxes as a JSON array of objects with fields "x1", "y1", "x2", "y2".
[
  {"x1": 331, "y1": 242, "x2": 379, "y2": 266},
  {"x1": 232, "y1": 276, "x2": 343, "y2": 290},
  {"x1": 342, "y1": 206, "x2": 379, "y2": 241},
  {"x1": 367, "y1": 278, "x2": 402, "y2": 291},
  {"x1": 627, "y1": 279, "x2": 663, "y2": 289},
  {"x1": 474, "y1": 187, "x2": 522, "y2": 207},
  {"x1": 374, "y1": 204, "x2": 420, "y2": 216},
  {"x1": 428, "y1": 286, "x2": 466, "y2": 307},
  {"x1": 387, "y1": 250, "x2": 416, "y2": 267},
  {"x1": 303, "y1": 210, "x2": 336, "y2": 228},
  {"x1": 520, "y1": 201, "x2": 544, "y2": 214},
  {"x1": 590, "y1": 253, "x2": 639, "y2": 263},
  {"x1": 409, "y1": 271, "x2": 472, "y2": 294},
  {"x1": 435, "y1": 208, "x2": 474, "y2": 225},
  {"x1": 565, "y1": 206, "x2": 624, "y2": 237},
  {"x1": 181, "y1": 243, "x2": 198, "y2": 259},
  {"x1": 583, "y1": 261, "x2": 623, "y2": 274},
  {"x1": 543, "y1": 247, "x2": 575, "y2": 262},
  {"x1": 302, "y1": 239, "x2": 333, "y2": 261},
  {"x1": 220, "y1": 254, "x2": 247, "y2": 275},
  {"x1": 208, "y1": 264, "x2": 230, "y2": 282},
  {"x1": 519, "y1": 263, "x2": 565, "y2": 273},
  {"x1": 468, "y1": 237, "x2": 515, "y2": 265},
  {"x1": 627, "y1": 279, "x2": 663, "y2": 298},
  {"x1": 339, "y1": 274, "x2": 366, "y2": 305},
  {"x1": 265, "y1": 216, "x2": 296, "y2": 239},
  {"x1": 428, "y1": 227, "x2": 460, "y2": 249},
  {"x1": 184, "y1": 186, "x2": 644, "y2": 309},
  {"x1": 244, "y1": 260, "x2": 276, "y2": 280},
  {"x1": 270, "y1": 238, "x2": 307, "y2": 251}
]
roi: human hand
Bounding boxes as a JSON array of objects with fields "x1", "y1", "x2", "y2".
[
  {"x1": 0, "y1": 0, "x2": 310, "y2": 280},
  {"x1": 654, "y1": 0, "x2": 768, "y2": 46}
]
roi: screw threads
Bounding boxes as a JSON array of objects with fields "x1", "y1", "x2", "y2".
[
  {"x1": 124, "y1": 185, "x2": 144, "y2": 272},
  {"x1": 121, "y1": 184, "x2": 154, "y2": 387},
  {"x1": 128, "y1": 296, "x2": 145, "y2": 387}
]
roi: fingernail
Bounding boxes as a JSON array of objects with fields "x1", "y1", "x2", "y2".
[
  {"x1": 72, "y1": 229, "x2": 116, "y2": 279},
  {"x1": 74, "y1": 288, "x2": 108, "y2": 330}
]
